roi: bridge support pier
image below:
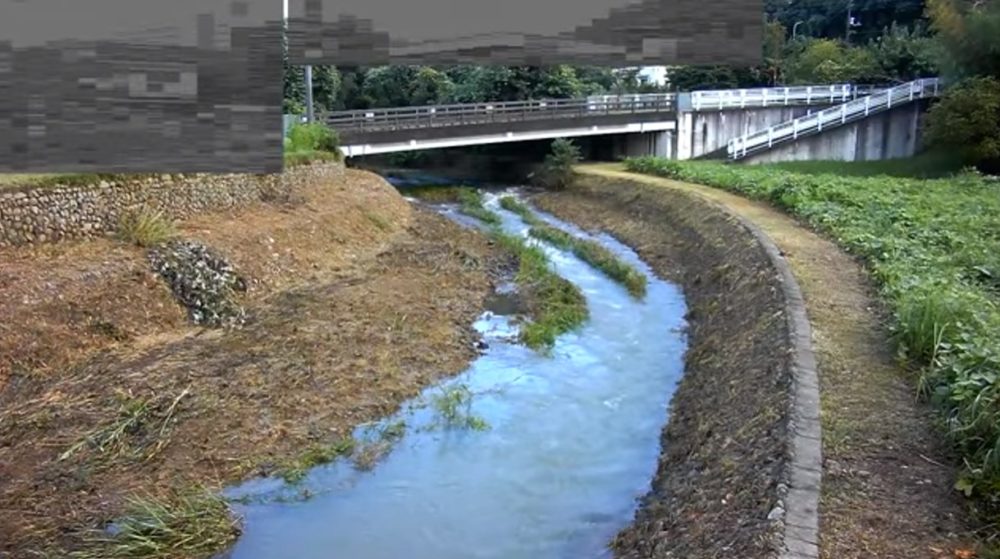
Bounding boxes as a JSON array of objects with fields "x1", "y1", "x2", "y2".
[{"x1": 611, "y1": 131, "x2": 674, "y2": 160}]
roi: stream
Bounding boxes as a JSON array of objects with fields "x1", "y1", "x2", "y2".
[{"x1": 219, "y1": 188, "x2": 689, "y2": 559}]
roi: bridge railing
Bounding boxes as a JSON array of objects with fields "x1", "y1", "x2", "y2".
[
  {"x1": 327, "y1": 95, "x2": 676, "y2": 134},
  {"x1": 727, "y1": 78, "x2": 941, "y2": 159},
  {"x1": 691, "y1": 84, "x2": 860, "y2": 111}
]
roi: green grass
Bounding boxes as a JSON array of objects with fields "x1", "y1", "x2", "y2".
[
  {"x1": 456, "y1": 187, "x2": 501, "y2": 226},
  {"x1": 116, "y1": 210, "x2": 177, "y2": 248},
  {"x1": 438, "y1": 191, "x2": 588, "y2": 350},
  {"x1": 283, "y1": 122, "x2": 343, "y2": 167},
  {"x1": 429, "y1": 384, "x2": 489, "y2": 431},
  {"x1": 71, "y1": 488, "x2": 239, "y2": 559},
  {"x1": 500, "y1": 196, "x2": 646, "y2": 299},
  {"x1": 277, "y1": 437, "x2": 356, "y2": 484},
  {"x1": 495, "y1": 232, "x2": 589, "y2": 351},
  {"x1": 766, "y1": 150, "x2": 967, "y2": 179},
  {"x1": 624, "y1": 155, "x2": 1000, "y2": 521}
]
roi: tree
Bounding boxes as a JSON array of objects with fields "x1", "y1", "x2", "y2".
[
  {"x1": 927, "y1": 0, "x2": 1000, "y2": 80},
  {"x1": 784, "y1": 38, "x2": 882, "y2": 84},
  {"x1": 924, "y1": 76, "x2": 1000, "y2": 171},
  {"x1": 536, "y1": 139, "x2": 582, "y2": 190},
  {"x1": 361, "y1": 66, "x2": 419, "y2": 107},
  {"x1": 667, "y1": 65, "x2": 766, "y2": 91},
  {"x1": 408, "y1": 67, "x2": 454, "y2": 105},
  {"x1": 869, "y1": 23, "x2": 938, "y2": 82}
]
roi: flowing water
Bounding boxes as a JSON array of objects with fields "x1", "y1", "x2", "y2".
[{"x1": 220, "y1": 191, "x2": 688, "y2": 559}]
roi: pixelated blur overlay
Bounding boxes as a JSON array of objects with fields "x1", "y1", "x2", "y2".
[
  {"x1": 0, "y1": 0, "x2": 282, "y2": 173},
  {"x1": 287, "y1": 0, "x2": 762, "y2": 65}
]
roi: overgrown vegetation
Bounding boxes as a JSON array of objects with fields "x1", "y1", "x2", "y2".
[
  {"x1": 528, "y1": 224, "x2": 647, "y2": 299},
  {"x1": 768, "y1": 149, "x2": 967, "y2": 178},
  {"x1": 494, "y1": 233, "x2": 589, "y2": 350},
  {"x1": 456, "y1": 188, "x2": 501, "y2": 225},
  {"x1": 500, "y1": 196, "x2": 646, "y2": 298},
  {"x1": 283, "y1": 122, "x2": 342, "y2": 167},
  {"x1": 436, "y1": 189, "x2": 588, "y2": 350},
  {"x1": 116, "y1": 210, "x2": 177, "y2": 248},
  {"x1": 624, "y1": 156, "x2": 1000, "y2": 526},
  {"x1": 71, "y1": 488, "x2": 240, "y2": 559},
  {"x1": 533, "y1": 139, "x2": 581, "y2": 191}
]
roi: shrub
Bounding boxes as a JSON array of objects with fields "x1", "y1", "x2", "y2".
[
  {"x1": 925, "y1": 76, "x2": 1000, "y2": 173},
  {"x1": 117, "y1": 209, "x2": 177, "y2": 248},
  {"x1": 284, "y1": 122, "x2": 343, "y2": 166},
  {"x1": 535, "y1": 138, "x2": 581, "y2": 190}
]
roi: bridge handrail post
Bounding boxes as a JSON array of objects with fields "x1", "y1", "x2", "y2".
[
  {"x1": 784, "y1": 87, "x2": 790, "y2": 106},
  {"x1": 806, "y1": 86, "x2": 812, "y2": 104},
  {"x1": 763, "y1": 88, "x2": 768, "y2": 107},
  {"x1": 865, "y1": 96, "x2": 870, "y2": 116}
]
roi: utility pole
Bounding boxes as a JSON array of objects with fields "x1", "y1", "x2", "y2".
[{"x1": 304, "y1": 64, "x2": 315, "y2": 123}]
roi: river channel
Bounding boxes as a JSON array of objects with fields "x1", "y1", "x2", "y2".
[{"x1": 219, "y1": 187, "x2": 689, "y2": 559}]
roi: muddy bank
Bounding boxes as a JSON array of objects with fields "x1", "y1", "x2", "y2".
[
  {"x1": 532, "y1": 175, "x2": 794, "y2": 559},
  {"x1": 0, "y1": 169, "x2": 508, "y2": 556}
]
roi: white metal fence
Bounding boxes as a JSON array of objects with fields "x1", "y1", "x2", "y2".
[
  {"x1": 727, "y1": 78, "x2": 941, "y2": 160},
  {"x1": 689, "y1": 83, "x2": 898, "y2": 111}
]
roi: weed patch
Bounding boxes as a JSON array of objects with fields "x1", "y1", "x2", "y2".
[
  {"x1": 277, "y1": 437, "x2": 356, "y2": 484},
  {"x1": 71, "y1": 487, "x2": 239, "y2": 559},
  {"x1": 59, "y1": 389, "x2": 190, "y2": 465},
  {"x1": 456, "y1": 188, "x2": 501, "y2": 226},
  {"x1": 116, "y1": 210, "x2": 177, "y2": 248},
  {"x1": 494, "y1": 233, "x2": 589, "y2": 351},
  {"x1": 428, "y1": 384, "x2": 489, "y2": 431},
  {"x1": 624, "y1": 156, "x2": 1000, "y2": 523},
  {"x1": 529, "y1": 224, "x2": 646, "y2": 299}
]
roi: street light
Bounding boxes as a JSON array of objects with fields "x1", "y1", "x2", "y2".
[{"x1": 792, "y1": 20, "x2": 804, "y2": 39}]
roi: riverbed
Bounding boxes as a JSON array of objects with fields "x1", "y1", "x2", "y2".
[{"x1": 219, "y1": 189, "x2": 688, "y2": 559}]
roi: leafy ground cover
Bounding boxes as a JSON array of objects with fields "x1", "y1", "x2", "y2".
[
  {"x1": 767, "y1": 149, "x2": 967, "y2": 179},
  {"x1": 624, "y1": 156, "x2": 1000, "y2": 527}
]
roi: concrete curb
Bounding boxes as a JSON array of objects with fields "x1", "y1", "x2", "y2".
[
  {"x1": 578, "y1": 167, "x2": 822, "y2": 559},
  {"x1": 728, "y1": 212, "x2": 822, "y2": 559}
]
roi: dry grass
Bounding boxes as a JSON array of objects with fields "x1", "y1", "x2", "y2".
[{"x1": 0, "y1": 169, "x2": 506, "y2": 557}]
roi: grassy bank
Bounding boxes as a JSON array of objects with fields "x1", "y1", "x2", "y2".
[
  {"x1": 283, "y1": 122, "x2": 342, "y2": 167},
  {"x1": 768, "y1": 149, "x2": 966, "y2": 179},
  {"x1": 624, "y1": 156, "x2": 1000, "y2": 522},
  {"x1": 453, "y1": 192, "x2": 587, "y2": 350},
  {"x1": 500, "y1": 196, "x2": 646, "y2": 299}
]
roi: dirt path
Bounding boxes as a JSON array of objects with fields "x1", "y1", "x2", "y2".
[
  {"x1": 0, "y1": 170, "x2": 507, "y2": 556},
  {"x1": 577, "y1": 164, "x2": 975, "y2": 559}
]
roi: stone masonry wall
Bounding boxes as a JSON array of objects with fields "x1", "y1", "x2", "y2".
[{"x1": 0, "y1": 163, "x2": 345, "y2": 247}]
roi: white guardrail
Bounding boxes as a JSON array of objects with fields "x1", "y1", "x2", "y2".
[
  {"x1": 692, "y1": 84, "x2": 855, "y2": 111},
  {"x1": 727, "y1": 78, "x2": 941, "y2": 160}
]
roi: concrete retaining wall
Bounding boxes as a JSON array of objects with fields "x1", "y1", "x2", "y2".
[
  {"x1": 744, "y1": 101, "x2": 926, "y2": 164},
  {"x1": 678, "y1": 105, "x2": 839, "y2": 160},
  {"x1": 0, "y1": 163, "x2": 345, "y2": 247}
]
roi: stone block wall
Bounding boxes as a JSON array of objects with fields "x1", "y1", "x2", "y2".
[{"x1": 0, "y1": 163, "x2": 344, "y2": 247}]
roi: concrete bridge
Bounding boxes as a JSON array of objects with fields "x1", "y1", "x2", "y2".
[{"x1": 326, "y1": 80, "x2": 938, "y2": 163}]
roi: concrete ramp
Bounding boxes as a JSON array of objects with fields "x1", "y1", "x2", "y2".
[{"x1": 727, "y1": 79, "x2": 941, "y2": 162}]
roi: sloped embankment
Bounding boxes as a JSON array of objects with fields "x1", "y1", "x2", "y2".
[
  {"x1": 0, "y1": 167, "x2": 509, "y2": 556},
  {"x1": 532, "y1": 174, "x2": 806, "y2": 559}
]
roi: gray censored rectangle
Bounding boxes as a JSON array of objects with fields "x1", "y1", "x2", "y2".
[
  {"x1": 0, "y1": 0, "x2": 283, "y2": 173},
  {"x1": 286, "y1": 0, "x2": 762, "y2": 66}
]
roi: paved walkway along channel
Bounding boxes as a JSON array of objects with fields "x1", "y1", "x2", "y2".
[{"x1": 575, "y1": 164, "x2": 976, "y2": 559}]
